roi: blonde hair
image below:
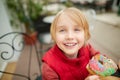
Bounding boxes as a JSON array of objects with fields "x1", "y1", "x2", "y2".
[{"x1": 50, "y1": 7, "x2": 90, "y2": 42}]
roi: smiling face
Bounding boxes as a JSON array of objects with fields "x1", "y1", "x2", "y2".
[
  {"x1": 55, "y1": 13, "x2": 85, "y2": 59},
  {"x1": 50, "y1": 7, "x2": 90, "y2": 59}
]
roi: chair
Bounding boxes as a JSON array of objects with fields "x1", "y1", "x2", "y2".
[{"x1": 0, "y1": 32, "x2": 42, "y2": 80}]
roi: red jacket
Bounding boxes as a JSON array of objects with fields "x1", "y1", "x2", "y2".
[{"x1": 42, "y1": 44, "x2": 99, "y2": 80}]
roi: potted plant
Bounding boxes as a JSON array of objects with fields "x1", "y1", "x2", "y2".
[{"x1": 6, "y1": 0, "x2": 43, "y2": 45}]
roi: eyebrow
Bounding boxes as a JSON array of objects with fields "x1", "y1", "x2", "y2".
[
  {"x1": 56, "y1": 25, "x2": 65, "y2": 28},
  {"x1": 75, "y1": 25, "x2": 83, "y2": 28},
  {"x1": 57, "y1": 24, "x2": 83, "y2": 30}
]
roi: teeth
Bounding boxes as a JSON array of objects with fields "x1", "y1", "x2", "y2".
[{"x1": 65, "y1": 43, "x2": 75, "y2": 46}]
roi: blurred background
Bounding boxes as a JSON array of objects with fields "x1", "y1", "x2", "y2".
[{"x1": 0, "y1": 0, "x2": 120, "y2": 80}]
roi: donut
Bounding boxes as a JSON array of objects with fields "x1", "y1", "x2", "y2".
[{"x1": 86, "y1": 54, "x2": 118, "y2": 77}]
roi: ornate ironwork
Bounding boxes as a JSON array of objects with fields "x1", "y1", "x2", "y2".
[{"x1": 0, "y1": 32, "x2": 41, "y2": 80}]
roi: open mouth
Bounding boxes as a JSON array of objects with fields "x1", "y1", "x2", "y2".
[{"x1": 64, "y1": 43, "x2": 77, "y2": 47}]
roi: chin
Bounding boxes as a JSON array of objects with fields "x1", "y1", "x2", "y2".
[{"x1": 65, "y1": 51, "x2": 78, "y2": 56}]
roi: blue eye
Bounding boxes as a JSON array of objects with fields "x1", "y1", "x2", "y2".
[
  {"x1": 59, "y1": 29, "x2": 65, "y2": 32},
  {"x1": 74, "y1": 28, "x2": 81, "y2": 31}
]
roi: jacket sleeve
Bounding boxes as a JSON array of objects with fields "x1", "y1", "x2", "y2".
[{"x1": 41, "y1": 62, "x2": 59, "y2": 80}]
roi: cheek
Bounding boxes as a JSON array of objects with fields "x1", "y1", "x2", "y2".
[
  {"x1": 77, "y1": 33, "x2": 85, "y2": 41},
  {"x1": 55, "y1": 33, "x2": 63, "y2": 43}
]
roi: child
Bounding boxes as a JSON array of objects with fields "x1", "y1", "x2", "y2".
[{"x1": 41, "y1": 7, "x2": 101, "y2": 80}]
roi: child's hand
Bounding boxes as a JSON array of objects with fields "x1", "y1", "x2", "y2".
[{"x1": 85, "y1": 75, "x2": 100, "y2": 80}]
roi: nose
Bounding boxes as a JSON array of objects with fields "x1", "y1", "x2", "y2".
[{"x1": 66, "y1": 31, "x2": 74, "y2": 40}]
